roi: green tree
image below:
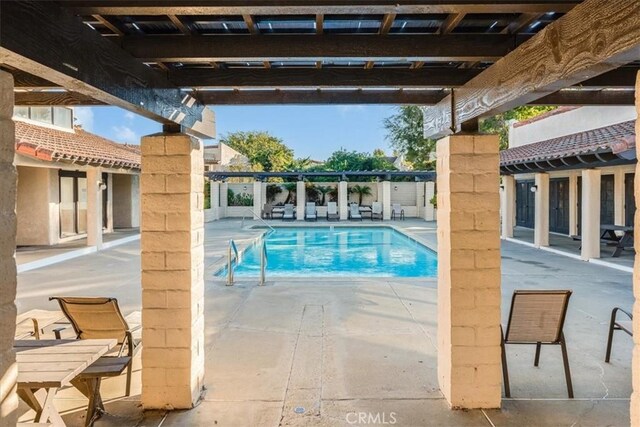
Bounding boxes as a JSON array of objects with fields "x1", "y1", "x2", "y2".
[
  {"x1": 324, "y1": 149, "x2": 396, "y2": 172},
  {"x1": 266, "y1": 184, "x2": 282, "y2": 203},
  {"x1": 349, "y1": 184, "x2": 373, "y2": 205},
  {"x1": 282, "y1": 182, "x2": 297, "y2": 204},
  {"x1": 316, "y1": 185, "x2": 333, "y2": 205},
  {"x1": 220, "y1": 131, "x2": 294, "y2": 172},
  {"x1": 383, "y1": 106, "x2": 436, "y2": 170},
  {"x1": 287, "y1": 157, "x2": 314, "y2": 171},
  {"x1": 480, "y1": 106, "x2": 556, "y2": 150}
]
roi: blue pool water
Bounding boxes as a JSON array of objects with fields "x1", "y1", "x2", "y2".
[{"x1": 217, "y1": 227, "x2": 437, "y2": 278}]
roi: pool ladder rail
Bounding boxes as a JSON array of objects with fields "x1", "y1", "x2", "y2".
[
  {"x1": 226, "y1": 239, "x2": 268, "y2": 286},
  {"x1": 240, "y1": 208, "x2": 275, "y2": 231}
]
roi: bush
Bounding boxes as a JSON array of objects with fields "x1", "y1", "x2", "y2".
[
  {"x1": 227, "y1": 188, "x2": 255, "y2": 207},
  {"x1": 429, "y1": 194, "x2": 437, "y2": 209}
]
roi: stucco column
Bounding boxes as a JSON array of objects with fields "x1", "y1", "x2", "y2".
[
  {"x1": 220, "y1": 181, "x2": 228, "y2": 219},
  {"x1": 339, "y1": 180, "x2": 348, "y2": 220},
  {"x1": 424, "y1": 181, "x2": 436, "y2": 221},
  {"x1": 436, "y1": 134, "x2": 502, "y2": 409},
  {"x1": 500, "y1": 175, "x2": 515, "y2": 239},
  {"x1": 86, "y1": 167, "x2": 104, "y2": 248},
  {"x1": 0, "y1": 69, "x2": 18, "y2": 427},
  {"x1": 534, "y1": 173, "x2": 549, "y2": 248},
  {"x1": 614, "y1": 169, "x2": 625, "y2": 226},
  {"x1": 261, "y1": 182, "x2": 267, "y2": 211},
  {"x1": 381, "y1": 180, "x2": 391, "y2": 220},
  {"x1": 210, "y1": 180, "x2": 220, "y2": 221},
  {"x1": 253, "y1": 180, "x2": 263, "y2": 220},
  {"x1": 631, "y1": 71, "x2": 640, "y2": 427},
  {"x1": 140, "y1": 132, "x2": 205, "y2": 409},
  {"x1": 569, "y1": 173, "x2": 578, "y2": 236},
  {"x1": 296, "y1": 180, "x2": 305, "y2": 220},
  {"x1": 581, "y1": 169, "x2": 601, "y2": 260},
  {"x1": 415, "y1": 181, "x2": 425, "y2": 218}
]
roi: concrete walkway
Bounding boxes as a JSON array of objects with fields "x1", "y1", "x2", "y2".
[{"x1": 15, "y1": 219, "x2": 633, "y2": 426}]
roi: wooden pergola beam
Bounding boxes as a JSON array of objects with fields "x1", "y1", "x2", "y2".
[
  {"x1": 14, "y1": 91, "x2": 107, "y2": 106},
  {"x1": 423, "y1": 0, "x2": 640, "y2": 139},
  {"x1": 439, "y1": 13, "x2": 466, "y2": 34},
  {"x1": 167, "y1": 14, "x2": 192, "y2": 35},
  {"x1": 529, "y1": 89, "x2": 635, "y2": 106},
  {"x1": 0, "y1": 1, "x2": 215, "y2": 139},
  {"x1": 122, "y1": 34, "x2": 528, "y2": 62}
]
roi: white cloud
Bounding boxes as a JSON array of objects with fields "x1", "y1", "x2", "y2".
[
  {"x1": 74, "y1": 107, "x2": 95, "y2": 131},
  {"x1": 336, "y1": 105, "x2": 365, "y2": 116},
  {"x1": 112, "y1": 125, "x2": 138, "y2": 144},
  {"x1": 124, "y1": 111, "x2": 136, "y2": 122}
]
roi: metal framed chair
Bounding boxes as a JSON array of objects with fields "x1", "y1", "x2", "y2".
[
  {"x1": 49, "y1": 296, "x2": 141, "y2": 397},
  {"x1": 391, "y1": 203, "x2": 405, "y2": 220},
  {"x1": 371, "y1": 202, "x2": 383, "y2": 221},
  {"x1": 605, "y1": 307, "x2": 633, "y2": 363},
  {"x1": 501, "y1": 290, "x2": 573, "y2": 398}
]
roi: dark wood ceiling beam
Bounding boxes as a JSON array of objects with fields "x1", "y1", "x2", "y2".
[
  {"x1": 91, "y1": 14, "x2": 124, "y2": 36},
  {"x1": 423, "y1": 0, "x2": 640, "y2": 139},
  {"x1": 439, "y1": 13, "x2": 465, "y2": 34},
  {"x1": 167, "y1": 14, "x2": 192, "y2": 34},
  {"x1": 500, "y1": 13, "x2": 543, "y2": 34},
  {"x1": 379, "y1": 13, "x2": 396, "y2": 35},
  {"x1": 14, "y1": 91, "x2": 107, "y2": 106},
  {"x1": 316, "y1": 14, "x2": 324, "y2": 35},
  {"x1": 0, "y1": 1, "x2": 215, "y2": 139},
  {"x1": 528, "y1": 90, "x2": 635, "y2": 106},
  {"x1": 243, "y1": 14, "x2": 259, "y2": 34},
  {"x1": 122, "y1": 34, "x2": 528, "y2": 62}
]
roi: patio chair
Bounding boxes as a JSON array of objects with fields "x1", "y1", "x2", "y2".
[
  {"x1": 371, "y1": 202, "x2": 383, "y2": 221},
  {"x1": 391, "y1": 203, "x2": 405, "y2": 220},
  {"x1": 349, "y1": 203, "x2": 362, "y2": 221},
  {"x1": 49, "y1": 296, "x2": 141, "y2": 397},
  {"x1": 605, "y1": 307, "x2": 633, "y2": 363},
  {"x1": 501, "y1": 290, "x2": 573, "y2": 398},
  {"x1": 327, "y1": 202, "x2": 340, "y2": 221},
  {"x1": 262, "y1": 203, "x2": 273, "y2": 219},
  {"x1": 283, "y1": 204, "x2": 295, "y2": 221},
  {"x1": 305, "y1": 202, "x2": 317, "y2": 221}
]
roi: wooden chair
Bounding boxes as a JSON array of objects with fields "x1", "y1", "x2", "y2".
[
  {"x1": 49, "y1": 297, "x2": 141, "y2": 397},
  {"x1": 501, "y1": 290, "x2": 573, "y2": 398},
  {"x1": 605, "y1": 307, "x2": 633, "y2": 363}
]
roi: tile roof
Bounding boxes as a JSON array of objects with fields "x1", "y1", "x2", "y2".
[
  {"x1": 14, "y1": 120, "x2": 140, "y2": 170},
  {"x1": 500, "y1": 120, "x2": 636, "y2": 166}
]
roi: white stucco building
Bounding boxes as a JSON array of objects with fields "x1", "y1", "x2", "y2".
[{"x1": 203, "y1": 143, "x2": 250, "y2": 172}]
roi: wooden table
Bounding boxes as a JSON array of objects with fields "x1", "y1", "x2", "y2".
[
  {"x1": 600, "y1": 224, "x2": 634, "y2": 257},
  {"x1": 15, "y1": 339, "x2": 116, "y2": 426}
]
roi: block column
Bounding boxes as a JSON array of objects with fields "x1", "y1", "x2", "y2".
[
  {"x1": 436, "y1": 134, "x2": 502, "y2": 409},
  {"x1": 381, "y1": 180, "x2": 391, "y2": 220},
  {"x1": 569, "y1": 173, "x2": 578, "y2": 236},
  {"x1": 415, "y1": 181, "x2": 425, "y2": 218},
  {"x1": 631, "y1": 71, "x2": 640, "y2": 427},
  {"x1": 0, "y1": 70, "x2": 18, "y2": 427},
  {"x1": 253, "y1": 180, "x2": 263, "y2": 220},
  {"x1": 140, "y1": 132, "x2": 205, "y2": 409},
  {"x1": 86, "y1": 167, "x2": 104, "y2": 248},
  {"x1": 534, "y1": 173, "x2": 549, "y2": 248},
  {"x1": 581, "y1": 169, "x2": 601, "y2": 260},
  {"x1": 210, "y1": 180, "x2": 220, "y2": 221},
  {"x1": 220, "y1": 181, "x2": 228, "y2": 219},
  {"x1": 425, "y1": 181, "x2": 436, "y2": 221},
  {"x1": 339, "y1": 180, "x2": 348, "y2": 220},
  {"x1": 500, "y1": 175, "x2": 515, "y2": 239},
  {"x1": 296, "y1": 180, "x2": 305, "y2": 220}
]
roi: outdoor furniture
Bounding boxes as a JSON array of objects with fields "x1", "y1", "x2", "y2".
[
  {"x1": 282, "y1": 204, "x2": 295, "y2": 221},
  {"x1": 305, "y1": 202, "x2": 317, "y2": 221},
  {"x1": 600, "y1": 224, "x2": 634, "y2": 257},
  {"x1": 327, "y1": 202, "x2": 340, "y2": 221},
  {"x1": 272, "y1": 205, "x2": 285, "y2": 219},
  {"x1": 391, "y1": 204, "x2": 405, "y2": 220},
  {"x1": 349, "y1": 203, "x2": 362, "y2": 221},
  {"x1": 15, "y1": 338, "x2": 117, "y2": 426},
  {"x1": 605, "y1": 307, "x2": 633, "y2": 363},
  {"x1": 501, "y1": 290, "x2": 573, "y2": 398},
  {"x1": 261, "y1": 203, "x2": 273, "y2": 219},
  {"x1": 15, "y1": 309, "x2": 66, "y2": 340},
  {"x1": 371, "y1": 202, "x2": 383, "y2": 221},
  {"x1": 49, "y1": 296, "x2": 142, "y2": 397},
  {"x1": 358, "y1": 205, "x2": 372, "y2": 218}
]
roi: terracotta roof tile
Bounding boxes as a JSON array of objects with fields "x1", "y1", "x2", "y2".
[
  {"x1": 14, "y1": 121, "x2": 140, "y2": 170},
  {"x1": 500, "y1": 120, "x2": 636, "y2": 166}
]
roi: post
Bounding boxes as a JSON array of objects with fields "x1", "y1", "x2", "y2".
[
  {"x1": 86, "y1": 167, "x2": 104, "y2": 248},
  {"x1": 501, "y1": 175, "x2": 515, "y2": 239},
  {"x1": 210, "y1": 180, "x2": 220, "y2": 221},
  {"x1": 569, "y1": 173, "x2": 578, "y2": 236},
  {"x1": 253, "y1": 180, "x2": 263, "y2": 220},
  {"x1": 630, "y1": 70, "x2": 640, "y2": 427},
  {"x1": 581, "y1": 169, "x2": 601, "y2": 260},
  {"x1": 296, "y1": 180, "x2": 305, "y2": 221},
  {"x1": 140, "y1": 132, "x2": 205, "y2": 409},
  {"x1": 534, "y1": 173, "x2": 549, "y2": 248},
  {"x1": 382, "y1": 180, "x2": 391, "y2": 220},
  {"x1": 614, "y1": 169, "x2": 625, "y2": 226},
  {"x1": 0, "y1": 69, "x2": 18, "y2": 427},
  {"x1": 220, "y1": 181, "x2": 228, "y2": 219},
  {"x1": 339, "y1": 180, "x2": 348, "y2": 220},
  {"x1": 436, "y1": 134, "x2": 502, "y2": 409},
  {"x1": 425, "y1": 181, "x2": 436, "y2": 221},
  {"x1": 416, "y1": 181, "x2": 425, "y2": 218}
]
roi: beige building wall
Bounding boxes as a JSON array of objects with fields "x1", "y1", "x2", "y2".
[
  {"x1": 16, "y1": 166, "x2": 59, "y2": 246},
  {"x1": 113, "y1": 173, "x2": 141, "y2": 228}
]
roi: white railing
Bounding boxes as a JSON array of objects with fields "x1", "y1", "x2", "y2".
[
  {"x1": 259, "y1": 241, "x2": 268, "y2": 286},
  {"x1": 227, "y1": 239, "x2": 239, "y2": 286},
  {"x1": 240, "y1": 208, "x2": 275, "y2": 231}
]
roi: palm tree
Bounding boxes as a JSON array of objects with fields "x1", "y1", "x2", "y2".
[
  {"x1": 349, "y1": 184, "x2": 372, "y2": 205},
  {"x1": 282, "y1": 182, "x2": 297, "y2": 204},
  {"x1": 316, "y1": 185, "x2": 332, "y2": 206}
]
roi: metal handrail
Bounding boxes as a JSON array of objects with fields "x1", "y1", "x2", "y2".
[
  {"x1": 227, "y1": 239, "x2": 239, "y2": 286},
  {"x1": 259, "y1": 241, "x2": 268, "y2": 286},
  {"x1": 241, "y1": 208, "x2": 275, "y2": 231}
]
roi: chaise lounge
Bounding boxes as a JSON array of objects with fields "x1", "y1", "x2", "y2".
[
  {"x1": 327, "y1": 201, "x2": 340, "y2": 221},
  {"x1": 305, "y1": 202, "x2": 317, "y2": 221},
  {"x1": 349, "y1": 203, "x2": 362, "y2": 221}
]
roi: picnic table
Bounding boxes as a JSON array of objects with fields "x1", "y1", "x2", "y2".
[
  {"x1": 15, "y1": 339, "x2": 116, "y2": 426},
  {"x1": 358, "y1": 206, "x2": 372, "y2": 218},
  {"x1": 600, "y1": 224, "x2": 634, "y2": 257}
]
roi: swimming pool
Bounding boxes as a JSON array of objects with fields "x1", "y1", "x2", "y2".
[{"x1": 217, "y1": 227, "x2": 437, "y2": 278}]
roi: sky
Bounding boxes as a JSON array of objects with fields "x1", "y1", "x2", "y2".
[{"x1": 73, "y1": 105, "x2": 399, "y2": 161}]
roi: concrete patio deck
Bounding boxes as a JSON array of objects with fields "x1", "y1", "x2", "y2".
[{"x1": 15, "y1": 219, "x2": 634, "y2": 426}]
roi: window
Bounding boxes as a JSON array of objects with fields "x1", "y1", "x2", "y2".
[
  {"x1": 53, "y1": 107, "x2": 72, "y2": 128},
  {"x1": 13, "y1": 106, "x2": 74, "y2": 129},
  {"x1": 30, "y1": 107, "x2": 53, "y2": 124},
  {"x1": 14, "y1": 106, "x2": 29, "y2": 119}
]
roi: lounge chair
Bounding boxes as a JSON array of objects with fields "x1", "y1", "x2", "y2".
[
  {"x1": 501, "y1": 290, "x2": 573, "y2": 398},
  {"x1": 371, "y1": 202, "x2": 383, "y2": 221},
  {"x1": 305, "y1": 202, "x2": 317, "y2": 221},
  {"x1": 327, "y1": 202, "x2": 340, "y2": 221},
  {"x1": 605, "y1": 307, "x2": 633, "y2": 363},
  {"x1": 283, "y1": 204, "x2": 295, "y2": 221},
  {"x1": 391, "y1": 203, "x2": 405, "y2": 220},
  {"x1": 261, "y1": 203, "x2": 273, "y2": 219},
  {"x1": 49, "y1": 296, "x2": 142, "y2": 397},
  {"x1": 349, "y1": 203, "x2": 362, "y2": 221}
]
